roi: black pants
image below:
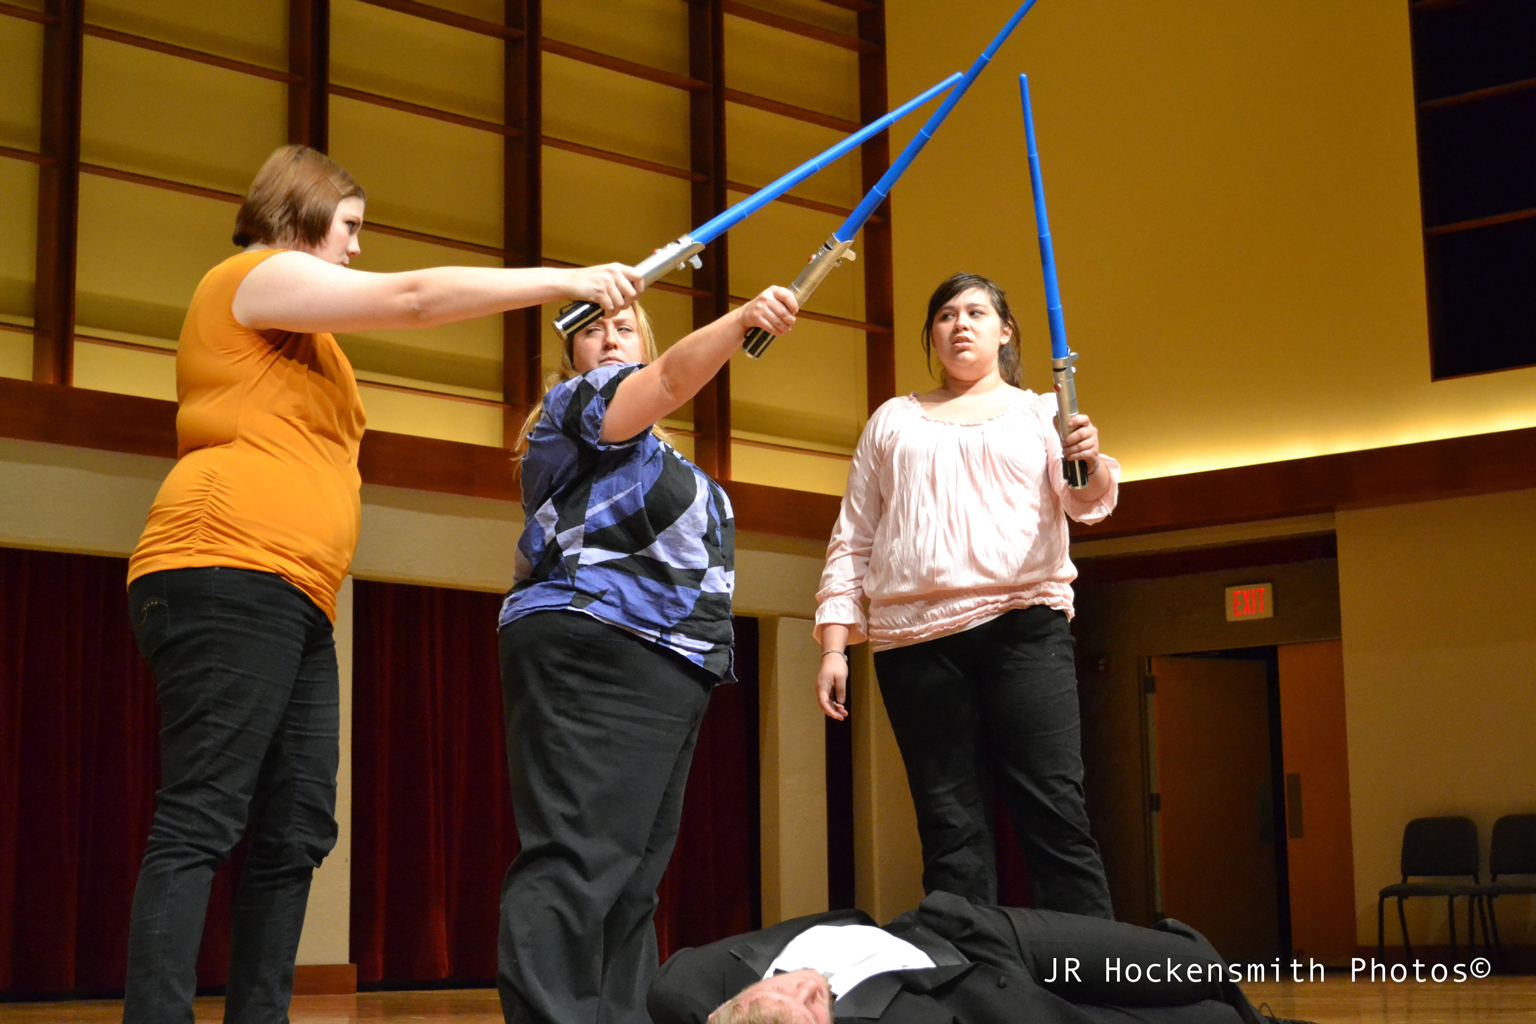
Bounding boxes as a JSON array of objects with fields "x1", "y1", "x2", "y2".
[
  {"x1": 124, "y1": 567, "x2": 340, "y2": 1024},
  {"x1": 874, "y1": 605, "x2": 1113, "y2": 917},
  {"x1": 908, "y1": 890, "x2": 1262, "y2": 1024},
  {"x1": 497, "y1": 611, "x2": 713, "y2": 1024}
]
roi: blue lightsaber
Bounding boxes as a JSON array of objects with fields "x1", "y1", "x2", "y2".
[
  {"x1": 551, "y1": 71, "x2": 963, "y2": 339},
  {"x1": 743, "y1": 0, "x2": 1043, "y2": 358},
  {"x1": 1020, "y1": 73, "x2": 1089, "y2": 489}
]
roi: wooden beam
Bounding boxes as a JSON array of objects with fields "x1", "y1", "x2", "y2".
[
  {"x1": 857, "y1": 0, "x2": 894, "y2": 415},
  {"x1": 86, "y1": 24, "x2": 298, "y2": 84},
  {"x1": 542, "y1": 135, "x2": 701, "y2": 182},
  {"x1": 725, "y1": 180, "x2": 859, "y2": 219},
  {"x1": 504, "y1": 0, "x2": 543, "y2": 445},
  {"x1": 32, "y1": 0, "x2": 82, "y2": 386},
  {"x1": 1074, "y1": 427, "x2": 1536, "y2": 542},
  {"x1": 0, "y1": 144, "x2": 51, "y2": 166},
  {"x1": 1418, "y1": 75, "x2": 1536, "y2": 112},
  {"x1": 0, "y1": 1, "x2": 54, "y2": 23},
  {"x1": 5, "y1": 376, "x2": 1535, "y2": 542},
  {"x1": 721, "y1": 1, "x2": 877, "y2": 53},
  {"x1": 289, "y1": 0, "x2": 328, "y2": 149},
  {"x1": 0, "y1": 377, "x2": 524, "y2": 501},
  {"x1": 1425, "y1": 206, "x2": 1536, "y2": 237},
  {"x1": 542, "y1": 38, "x2": 706, "y2": 93},
  {"x1": 725, "y1": 295, "x2": 888, "y2": 334},
  {"x1": 540, "y1": 257, "x2": 710, "y2": 300},
  {"x1": 1075, "y1": 535, "x2": 1338, "y2": 588},
  {"x1": 80, "y1": 162, "x2": 241, "y2": 203},
  {"x1": 689, "y1": 0, "x2": 731, "y2": 481},
  {"x1": 724, "y1": 88, "x2": 862, "y2": 133},
  {"x1": 722, "y1": 480, "x2": 841, "y2": 538},
  {"x1": 358, "y1": 428, "x2": 519, "y2": 501},
  {"x1": 0, "y1": 378, "x2": 176, "y2": 458},
  {"x1": 355, "y1": 0, "x2": 520, "y2": 39},
  {"x1": 330, "y1": 83, "x2": 515, "y2": 136}
]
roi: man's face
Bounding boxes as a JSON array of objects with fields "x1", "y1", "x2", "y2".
[{"x1": 709, "y1": 968, "x2": 833, "y2": 1024}]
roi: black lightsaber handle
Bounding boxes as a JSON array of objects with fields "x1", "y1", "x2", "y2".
[
  {"x1": 553, "y1": 300, "x2": 602, "y2": 338},
  {"x1": 741, "y1": 237, "x2": 856, "y2": 359},
  {"x1": 551, "y1": 238, "x2": 705, "y2": 340},
  {"x1": 741, "y1": 324, "x2": 775, "y2": 358},
  {"x1": 1053, "y1": 351, "x2": 1091, "y2": 489}
]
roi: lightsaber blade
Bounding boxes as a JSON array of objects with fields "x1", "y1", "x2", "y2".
[
  {"x1": 1021, "y1": 72, "x2": 1089, "y2": 489},
  {"x1": 551, "y1": 71, "x2": 963, "y2": 339},
  {"x1": 743, "y1": 0, "x2": 1043, "y2": 358}
]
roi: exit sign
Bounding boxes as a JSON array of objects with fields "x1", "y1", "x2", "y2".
[{"x1": 1226, "y1": 583, "x2": 1274, "y2": 621}]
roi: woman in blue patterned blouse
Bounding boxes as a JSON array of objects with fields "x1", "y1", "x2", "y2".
[{"x1": 496, "y1": 285, "x2": 798, "y2": 1024}]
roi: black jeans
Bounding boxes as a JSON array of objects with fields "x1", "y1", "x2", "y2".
[
  {"x1": 874, "y1": 605, "x2": 1113, "y2": 918},
  {"x1": 497, "y1": 611, "x2": 714, "y2": 1024},
  {"x1": 124, "y1": 567, "x2": 340, "y2": 1024}
]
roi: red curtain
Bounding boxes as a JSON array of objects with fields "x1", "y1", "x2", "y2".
[
  {"x1": 350, "y1": 581, "x2": 516, "y2": 985},
  {"x1": 994, "y1": 793, "x2": 1035, "y2": 907},
  {"x1": 0, "y1": 547, "x2": 244, "y2": 996},
  {"x1": 351, "y1": 581, "x2": 760, "y2": 987}
]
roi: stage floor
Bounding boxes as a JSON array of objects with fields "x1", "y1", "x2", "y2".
[{"x1": 5, "y1": 978, "x2": 1534, "y2": 1023}]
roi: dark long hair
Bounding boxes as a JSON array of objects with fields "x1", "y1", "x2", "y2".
[{"x1": 921, "y1": 272, "x2": 1024, "y2": 387}]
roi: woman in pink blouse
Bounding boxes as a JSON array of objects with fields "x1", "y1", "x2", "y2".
[{"x1": 815, "y1": 272, "x2": 1117, "y2": 917}]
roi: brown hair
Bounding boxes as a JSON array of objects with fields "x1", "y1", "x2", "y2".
[
  {"x1": 921, "y1": 272, "x2": 1024, "y2": 388},
  {"x1": 512, "y1": 301, "x2": 668, "y2": 460},
  {"x1": 232, "y1": 144, "x2": 365, "y2": 248}
]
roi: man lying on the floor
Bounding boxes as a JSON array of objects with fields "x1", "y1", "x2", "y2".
[{"x1": 648, "y1": 890, "x2": 1309, "y2": 1024}]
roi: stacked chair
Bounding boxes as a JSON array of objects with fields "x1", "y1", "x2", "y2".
[
  {"x1": 1376, "y1": 816, "x2": 1486, "y2": 959},
  {"x1": 1479, "y1": 814, "x2": 1536, "y2": 954},
  {"x1": 1377, "y1": 814, "x2": 1536, "y2": 964}
]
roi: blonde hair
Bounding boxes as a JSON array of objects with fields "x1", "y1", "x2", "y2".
[
  {"x1": 512, "y1": 301, "x2": 670, "y2": 460},
  {"x1": 233, "y1": 144, "x2": 365, "y2": 248},
  {"x1": 707, "y1": 994, "x2": 798, "y2": 1024}
]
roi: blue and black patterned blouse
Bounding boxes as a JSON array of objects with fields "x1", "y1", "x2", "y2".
[{"x1": 498, "y1": 363, "x2": 736, "y2": 678}]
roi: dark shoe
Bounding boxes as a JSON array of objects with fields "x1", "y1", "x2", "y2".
[{"x1": 1256, "y1": 1003, "x2": 1317, "y2": 1024}]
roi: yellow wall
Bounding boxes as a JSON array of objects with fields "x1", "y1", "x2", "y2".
[
  {"x1": 886, "y1": 0, "x2": 1536, "y2": 481},
  {"x1": 1337, "y1": 489, "x2": 1536, "y2": 947}
]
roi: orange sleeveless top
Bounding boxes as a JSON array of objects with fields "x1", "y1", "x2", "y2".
[{"x1": 128, "y1": 250, "x2": 367, "y2": 621}]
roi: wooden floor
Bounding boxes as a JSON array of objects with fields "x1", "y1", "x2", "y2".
[{"x1": 4, "y1": 978, "x2": 1534, "y2": 1023}]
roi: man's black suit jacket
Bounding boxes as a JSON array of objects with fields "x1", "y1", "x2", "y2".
[{"x1": 647, "y1": 899, "x2": 1254, "y2": 1024}]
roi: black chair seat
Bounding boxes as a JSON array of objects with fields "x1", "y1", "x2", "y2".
[
  {"x1": 1379, "y1": 881, "x2": 1483, "y2": 898},
  {"x1": 1482, "y1": 881, "x2": 1536, "y2": 897}
]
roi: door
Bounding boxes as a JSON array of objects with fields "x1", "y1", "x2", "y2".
[
  {"x1": 1277, "y1": 640, "x2": 1355, "y2": 964},
  {"x1": 1150, "y1": 655, "x2": 1280, "y2": 961}
]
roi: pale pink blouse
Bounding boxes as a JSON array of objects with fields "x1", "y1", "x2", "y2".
[{"x1": 814, "y1": 390, "x2": 1120, "y2": 651}]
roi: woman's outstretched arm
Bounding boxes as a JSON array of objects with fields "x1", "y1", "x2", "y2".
[
  {"x1": 232, "y1": 250, "x2": 643, "y2": 334},
  {"x1": 597, "y1": 286, "x2": 798, "y2": 444}
]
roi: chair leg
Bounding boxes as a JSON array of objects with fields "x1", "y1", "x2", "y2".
[
  {"x1": 1398, "y1": 896, "x2": 1412, "y2": 959},
  {"x1": 1487, "y1": 895, "x2": 1502, "y2": 949},
  {"x1": 1448, "y1": 895, "x2": 1457, "y2": 949},
  {"x1": 1378, "y1": 896, "x2": 1386, "y2": 961}
]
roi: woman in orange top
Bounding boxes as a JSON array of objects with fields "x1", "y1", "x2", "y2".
[{"x1": 122, "y1": 145, "x2": 642, "y2": 1024}]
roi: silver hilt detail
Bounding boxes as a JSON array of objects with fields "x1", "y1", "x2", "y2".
[
  {"x1": 551, "y1": 236, "x2": 705, "y2": 339},
  {"x1": 741, "y1": 236, "x2": 857, "y2": 359},
  {"x1": 1052, "y1": 350, "x2": 1091, "y2": 489}
]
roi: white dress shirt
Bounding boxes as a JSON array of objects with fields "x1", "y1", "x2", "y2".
[{"x1": 765, "y1": 924, "x2": 937, "y2": 997}]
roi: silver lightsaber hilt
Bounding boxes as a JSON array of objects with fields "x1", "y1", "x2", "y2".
[
  {"x1": 551, "y1": 236, "x2": 705, "y2": 339},
  {"x1": 1052, "y1": 350, "x2": 1091, "y2": 489},
  {"x1": 741, "y1": 236, "x2": 857, "y2": 359}
]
